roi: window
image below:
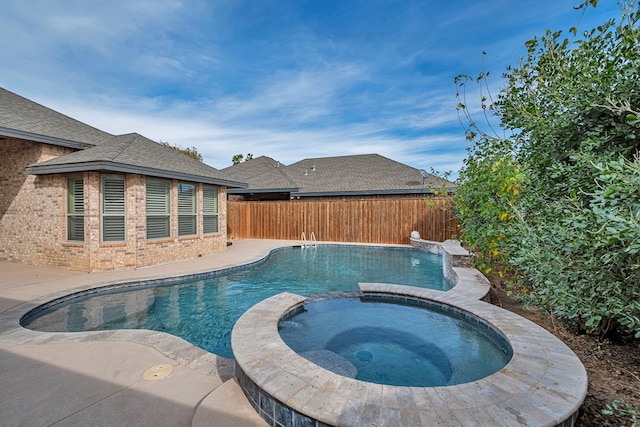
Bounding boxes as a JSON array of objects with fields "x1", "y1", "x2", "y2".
[
  {"x1": 101, "y1": 175, "x2": 126, "y2": 242},
  {"x1": 203, "y1": 185, "x2": 219, "y2": 234},
  {"x1": 146, "y1": 178, "x2": 171, "y2": 239},
  {"x1": 178, "y1": 182, "x2": 197, "y2": 236},
  {"x1": 67, "y1": 177, "x2": 84, "y2": 241}
]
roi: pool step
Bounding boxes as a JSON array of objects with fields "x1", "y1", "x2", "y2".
[{"x1": 192, "y1": 378, "x2": 267, "y2": 427}]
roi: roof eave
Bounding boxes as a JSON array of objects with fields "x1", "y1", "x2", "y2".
[
  {"x1": 228, "y1": 187, "x2": 299, "y2": 194},
  {"x1": 26, "y1": 161, "x2": 248, "y2": 188},
  {"x1": 0, "y1": 126, "x2": 95, "y2": 150},
  {"x1": 290, "y1": 188, "x2": 455, "y2": 197}
]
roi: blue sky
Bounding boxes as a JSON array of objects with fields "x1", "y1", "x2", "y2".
[{"x1": 0, "y1": 0, "x2": 620, "y2": 176}]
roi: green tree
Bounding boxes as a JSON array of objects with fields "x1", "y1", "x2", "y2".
[
  {"x1": 232, "y1": 153, "x2": 254, "y2": 165},
  {"x1": 455, "y1": 1, "x2": 640, "y2": 338},
  {"x1": 159, "y1": 141, "x2": 203, "y2": 162}
]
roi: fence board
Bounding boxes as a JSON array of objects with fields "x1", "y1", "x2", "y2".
[{"x1": 227, "y1": 198, "x2": 458, "y2": 244}]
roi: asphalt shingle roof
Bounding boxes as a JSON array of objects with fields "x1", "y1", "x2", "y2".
[
  {"x1": 0, "y1": 88, "x2": 112, "y2": 147},
  {"x1": 1, "y1": 87, "x2": 245, "y2": 188},
  {"x1": 224, "y1": 153, "x2": 454, "y2": 197},
  {"x1": 26, "y1": 133, "x2": 246, "y2": 186},
  {"x1": 221, "y1": 156, "x2": 299, "y2": 192},
  {"x1": 288, "y1": 154, "x2": 449, "y2": 196}
]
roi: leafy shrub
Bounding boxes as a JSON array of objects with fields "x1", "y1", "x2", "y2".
[
  {"x1": 454, "y1": 1, "x2": 640, "y2": 338},
  {"x1": 603, "y1": 399, "x2": 639, "y2": 427}
]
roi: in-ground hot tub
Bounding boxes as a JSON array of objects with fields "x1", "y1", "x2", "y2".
[
  {"x1": 232, "y1": 284, "x2": 588, "y2": 427},
  {"x1": 278, "y1": 295, "x2": 513, "y2": 388}
]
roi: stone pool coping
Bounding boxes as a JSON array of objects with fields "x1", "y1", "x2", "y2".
[{"x1": 232, "y1": 242, "x2": 588, "y2": 427}]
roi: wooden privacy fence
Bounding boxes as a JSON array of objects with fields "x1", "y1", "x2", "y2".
[{"x1": 227, "y1": 198, "x2": 459, "y2": 244}]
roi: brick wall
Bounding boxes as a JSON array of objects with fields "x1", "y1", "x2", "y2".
[
  {"x1": 119, "y1": 175, "x2": 228, "y2": 271},
  {"x1": 0, "y1": 138, "x2": 229, "y2": 272},
  {"x1": 0, "y1": 138, "x2": 84, "y2": 268}
]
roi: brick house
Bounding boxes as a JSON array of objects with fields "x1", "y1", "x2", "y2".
[{"x1": 0, "y1": 87, "x2": 246, "y2": 272}]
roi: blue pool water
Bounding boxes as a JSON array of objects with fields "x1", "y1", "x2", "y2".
[
  {"x1": 279, "y1": 297, "x2": 512, "y2": 387},
  {"x1": 22, "y1": 245, "x2": 450, "y2": 358}
]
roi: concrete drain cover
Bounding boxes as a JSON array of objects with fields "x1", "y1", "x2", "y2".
[{"x1": 142, "y1": 364, "x2": 174, "y2": 380}]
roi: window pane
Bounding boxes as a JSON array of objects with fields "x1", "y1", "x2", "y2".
[
  {"x1": 146, "y1": 179, "x2": 170, "y2": 214},
  {"x1": 178, "y1": 183, "x2": 196, "y2": 214},
  {"x1": 178, "y1": 182, "x2": 196, "y2": 236},
  {"x1": 67, "y1": 178, "x2": 84, "y2": 214},
  {"x1": 178, "y1": 215, "x2": 196, "y2": 236},
  {"x1": 203, "y1": 185, "x2": 219, "y2": 234},
  {"x1": 146, "y1": 178, "x2": 170, "y2": 239},
  {"x1": 203, "y1": 186, "x2": 218, "y2": 214},
  {"x1": 203, "y1": 215, "x2": 219, "y2": 234},
  {"x1": 103, "y1": 178, "x2": 125, "y2": 214},
  {"x1": 67, "y1": 215, "x2": 84, "y2": 241},
  {"x1": 67, "y1": 177, "x2": 84, "y2": 241},
  {"x1": 147, "y1": 216, "x2": 170, "y2": 240},
  {"x1": 103, "y1": 216, "x2": 125, "y2": 241},
  {"x1": 102, "y1": 176, "x2": 126, "y2": 242}
]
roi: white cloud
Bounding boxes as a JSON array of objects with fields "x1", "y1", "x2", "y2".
[
  {"x1": 0, "y1": 0, "x2": 620, "y2": 181},
  {"x1": 132, "y1": 55, "x2": 194, "y2": 78},
  {"x1": 208, "y1": 62, "x2": 370, "y2": 124},
  {"x1": 45, "y1": 92, "x2": 465, "y2": 172}
]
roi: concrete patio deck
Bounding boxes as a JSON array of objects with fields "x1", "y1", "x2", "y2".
[{"x1": 0, "y1": 239, "x2": 297, "y2": 427}]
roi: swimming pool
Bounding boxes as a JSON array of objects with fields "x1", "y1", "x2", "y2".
[
  {"x1": 233, "y1": 282, "x2": 588, "y2": 427},
  {"x1": 21, "y1": 245, "x2": 450, "y2": 358},
  {"x1": 279, "y1": 296, "x2": 512, "y2": 387}
]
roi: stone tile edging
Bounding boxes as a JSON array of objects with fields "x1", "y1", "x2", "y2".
[
  {"x1": 411, "y1": 237, "x2": 490, "y2": 301},
  {"x1": 232, "y1": 289, "x2": 588, "y2": 426},
  {"x1": 1, "y1": 241, "x2": 588, "y2": 426}
]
